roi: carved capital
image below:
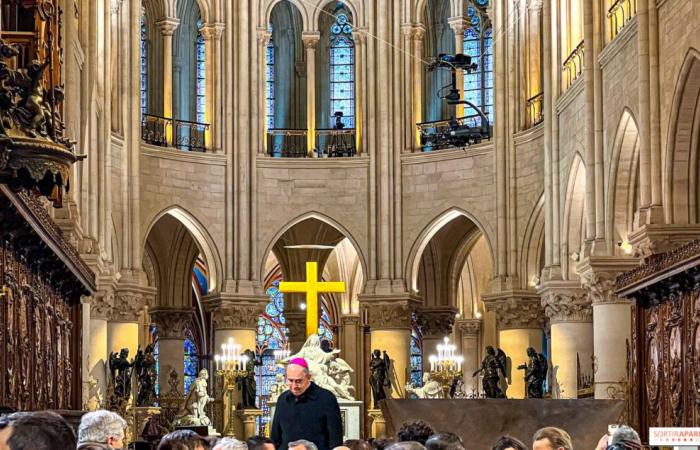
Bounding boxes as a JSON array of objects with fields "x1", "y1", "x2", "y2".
[
  {"x1": 257, "y1": 28, "x2": 272, "y2": 45},
  {"x1": 416, "y1": 307, "x2": 458, "y2": 338},
  {"x1": 351, "y1": 29, "x2": 367, "y2": 44},
  {"x1": 150, "y1": 308, "x2": 193, "y2": 339},
  {"x1": 447, "y1": 17, "x2": 468, "y2": 36},
  {"x1": 156, "y1": 18, "x2": 180, "y2": 36},
  {"x1": 302, "y1": 32, "x2": 320, "y2": 49},
  {"x1": 455, "y1": 318, "x2": 481, "y2": 336},
  {"x1": 412, "y1": 25, "x2": 426, "y2": 41},
  {"x1": 527, "y1": 0, "x2": 543, "y2": 12},
  {"x1": 201, "y1": 22, "x2": 225, "y2": 41},
  {"x1": 89, "y1": 291, "x2": 114, "y2": 320},
  {"x1": 340, "y1": 315, "x2": 361, "y2": 326},
  {"x1": 577, "y1": 256, "x2": 639, "y2": 305},
  {"x1": 540, "y1": 287, "x2": 592, "y2": 323},
  {"x1": 111, "y1": 292, "x2": 147, "y2": 322},
  {"x1": 212, "y1": 303, "x2": 265, "y2": 330},
  {"x1": 482, "y1": 293, "x2": 544, "y2": 330},
  {"x1": 365, "y1": 303, "x2": 414, "y2": 330}
]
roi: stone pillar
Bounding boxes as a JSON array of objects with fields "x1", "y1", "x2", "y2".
[
  {"x1": 448, "y1": 18, "x2": 468, "y2": 117},
  {"x1": 108, "y1": 292, "x2": 147, "y2": 356},
  {"x1": 150, "y1": 308, "x2": 193, "y2": 395},
  {"x1": 201, "y1": 23, "x2": 225, "y2": 151},
  {"x1": 416, "y1": 307, "x2": 458, "y2": 373},
  {"x1": 482, "y1": 293, "x2": 544, "y2": 399},
  {"x1": 455, "y1": 319, "x2": 481, "y2": 395},
  {"x1": 577, "y1": 257, "x2": 638, "y2": 399},
  {"x1": 258, "y1": 28, "x2": 272, "y2": 154},
  {"x1": 156, "y1": 18, "x2": 180, "y2": 128},
  {"x1": 86, "y1": 293, "x2": 114, "y2": 408},
  {"x1": 285, "y1": 311, "x2": 307, "y2": 352},
  {"x1": 302, "y1": 32, "x2": 320, "y2": 156},
  {"x1": 411, "y1": 25, "x2": 425, "y2": 150},
  {"x1": 540, "y1": 282, "x2": 593, "y2": 399},
  {"x1": 368, "y1": 409, "x2": 387, "y2": 438},
  {"x1": 351, "y1": 30, "x2": 365, "y2": 153},
  {"x1": 339, "y1": 315, "x2": 362, "y2": 390}
]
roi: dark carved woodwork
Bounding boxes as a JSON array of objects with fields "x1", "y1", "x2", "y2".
[
  {"x1": 617, "y1": 239, "x2": 700, "y2": 440},
  {"x1": 0, "y1": 186, "x2": 94, "y2": 411}
]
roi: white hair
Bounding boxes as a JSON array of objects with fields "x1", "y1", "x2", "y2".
[
  {"x1": 611, "y1": 425, "x2": 641, "y2": 445},
  {"x1": 289, "y1": 439, "x2": 319, "y2": 450},
  {"x1": 214, "y1": 437, "x2": 249, "y2": 450},
  {"x1": 78, "y1": 410, "x2": 126, "y2": 444}
]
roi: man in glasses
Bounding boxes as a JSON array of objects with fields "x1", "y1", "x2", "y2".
[{"x1": 271, "y1": 358, "x2": 343, "y2": 450}]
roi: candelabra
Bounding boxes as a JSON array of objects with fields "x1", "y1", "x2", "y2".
[
  {"x1": 428, "y1": 337, "x2": 464, "y2": 398},
  {"x1": 214, "y1": 338, "x2": 249, "y2": 436},
  {"x1": 273, "y1": 345, "x2": 291, "y2": 363}
]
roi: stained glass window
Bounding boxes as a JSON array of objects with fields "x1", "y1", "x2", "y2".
[
  {"x1": 329, "y1": 9, "x2": 355, "y2": 128},
  {"x1": 318, "y1": 297, "x2": 334, "y2": 345},
  {"x1": 141, "y1": 15, "x2": 147, "y2": 117},
  {"x1": 196, "y1": 19, "x2": 206, "y2": 124},
  {"x1": 266, "y1": 38, "x2": 275, "y2": 130},
  {"x1": 410, "y1": 319, "x2": 423, "y2": 387},
  {"x1": 463, "y1": 1, "x2": 493, "y2": 125},
  {"x1": 150, "y1": 324, "x2": 159, "y2": 396},
  {"x1": 184, "y1": 328, "x2": 199, "y2": 395}
]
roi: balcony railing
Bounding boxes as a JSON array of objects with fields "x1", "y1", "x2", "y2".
[
  {"x1": 526, "y1": 92, "x2": 544, "y2": 128},
  {"x1": 316, "y1": 129, "x2": 356, "y2": 157},
  {"x1": 562, "y1": 41, "x2": 584, "y2": 91},
  {"x1": 608, "y1": 0, "x2": 638, "y2": 41},
  {"x1": 141, "y1": 114, "x2": 209, "y2": 152},
  {"x1": 267, "y1": 129, "x2": 308, "y2": 157},
  {"x1": 416, "y1": 114, "x2": 490, "y2": 151}
]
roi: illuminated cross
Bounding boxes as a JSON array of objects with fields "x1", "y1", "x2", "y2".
[{"x1": 278, "y1": 261, "x2": 345, "y2": 338}]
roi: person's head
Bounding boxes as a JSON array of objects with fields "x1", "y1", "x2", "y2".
[
  {"x1": 288, "y1": 439, "x2": 318, "y2": 450},
  {"x1": 199, "y1": 369, "x2": 209, "y2": 379},
  {"x1": 0, "y1": 411, "x2": 76, "y2": 450},
  {"x1": 213, "y1": 437, "x2": 248, "y2": 450},
  {"x1": 157, "y1": 430, "x2": 209, "y2": 450},
  {"x1": 344, "y1": 439, "x2": 372, "y2": 450},
  {"x1": 532, "y1": 427, "x2": 573, "y2": 450},
  {"x1": 526, "y1": 347, "x2": 536, "y2": 357},
  {"x1": 486, "y1": 346, "x2": 495, "y2": 355},
  {"x1": 386, "y1": 442, "x2": 427, "y2": 450},
  {"x1": 425, "y1": 432, "x2": 465, "y2": 450},
  {"x1": 286, "y1": 358, "x2": 312, "y2": 397},
  {"x1": 334, "y1": 447, "x2": 351, "y2": 450},
  {"x1": 422, "y1": 373, "x2": 431, "y2": 383},
  {"x1": 78, "y1": 410, "x2": 127, "y2": 449},
  {"x1": 609, "y1": 426, "x2": 641, "y2": 449},
  {"x1": 247, "y1": 435, "x2": 275, "y2": 450},
  {"x1": 373, "y1": 349, "x2": 381, "y2": 358},
  {"x1": 371, "y1": 438, "x2": 394, "y2": 450},
  {"x1": 492, "y1": 435, "x2": 527, "y2": 450},
  {"x1": 397, "y1": 420, "x2": 436, "y2": 446}
]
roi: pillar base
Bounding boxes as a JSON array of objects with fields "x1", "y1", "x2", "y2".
[
  {"x1": 235, "y1": 409, "x2": 263, "y2": 440},
  {"x1": 367, "y1": 409, "x2": 387, "y2": 438}
]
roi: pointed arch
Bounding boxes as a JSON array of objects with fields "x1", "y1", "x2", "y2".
[
  {"x1": 562, "y1": 153, "x2": 586, "y2": 279},
  {"x1": 261, "y1": 0, "x2": 310, "y2": 30},
  {"x1": 312, "y1": 0, "x2": 361, "y2": 28},
  {"x1": 519, "y1": 193, "x2": 545, "y2": 287}
]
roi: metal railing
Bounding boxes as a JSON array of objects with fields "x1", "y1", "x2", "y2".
[
  {"x1": 266, "y1": 129, "x2": 308, "y2": 157},
  {"x1": 141, "y1": 114, "x2": 209, "y2": 152},
  {"x1": 526, "y1": 92, "x2": 544, "y2": 128},
  {"x1": 562, "y1": 41, "x2": 584, "y2": 91},
  {"x1": 416, "y1": 114, "x2": 489, "y2": 151},
  {"x1": 316, "y1": 128, "x2": 356, "y2": 157},
  {"x1": 608, "y1": 0, "x2": 638, "y2": 41}
]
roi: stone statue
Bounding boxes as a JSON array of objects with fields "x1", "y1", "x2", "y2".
[
  {"x1": 473, "y1": 346, "x2": 507, "y2": 398},
  {"x1": 269, "y1": 373, "x2": 287, "y2": 402},
  {"x1": 237, "y1": 349, "x2": 258, "y2": 409},
  {"x1": 406, "y1": 373, "x2": 442, "y2": 399},
  {"x1": 517, "y1": 347, "x2": 548, "y2": 398},
  {"x1": 109, "y1": 348, "x2": 133, "y2": 406},
  {"x1": 283, "y1": 334, "x2": 356, "y2": 400},
  {"x1": 369, "y1": 349, "x2": 391, "y2": 408},
  {"x1": 174, "y1": 369, "x2": 214, "y2": 427},
  {"x1": 134, "y1": 344, "x2": 157, "y2": 406}
]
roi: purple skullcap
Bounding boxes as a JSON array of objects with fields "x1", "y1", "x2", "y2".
[{"x1": 289, "y1": 357, "x2": 309, "y2": 369}]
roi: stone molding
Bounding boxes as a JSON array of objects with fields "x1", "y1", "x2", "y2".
[
  {"x1": 111, "y1": 292, "x2": 147, "y2": 322},
  {"x1": 416, "y1": 307, "x2": 458, "y2": 338},
  {"x1": 200, "y1": 23, "x2": 225, "y2": 41},
  {"x1": 627, "y1": 224, "x2": 700, "y2": 259},
  {"x1": 302, "y1": 32, "x2": 320, "y2": 49},
  {"x1": 528, "y1": 0, "x2": 543, "y2": 12},
  {"x1": 156, "y1": 17, "x2": 180, "y2": 36},
  {"x1": 447, "y1": 17, "x2": 468, "y2": 35},
  {"x1": 257, "y1": 27, "x2": 272, "y2": 45},
  {"x1": 482, "y1": 292, "x2": 544, "y2": 330},
  {"x1": 577, "y1": 256, "x2": 639, "y2": 305},
  {"x1": 150, "y1": 308, "x2": 193, "y2": 339},
  {"x1": 340, "y1": 315, "x2": 361, "y2": 326},
  {"x1": 455, "y1": 318, "x2": 481, "y2": 336},
  {"x1": 212, "y1": 303, "x2": 266, "y2": 330},
  {"x1": 539, "y1": 283, "x2": 592, "y2": 323},
  {"x1": 89, "y1": 291, "x2": 114, "y2": 320}
]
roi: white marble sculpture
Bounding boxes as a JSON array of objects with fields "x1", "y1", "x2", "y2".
[
  {"x1": 405, "y1": 373, "x2": 443, "y2": 399},
  {"x1": 174, "y1": 369, "x2": 214, "y2": 427},
  {"x1": 282, "y1": 334, "x2": 356, "y2": 400},
  {"x1": 269, "y1": 373, "x2": 287, "y2": 402}
]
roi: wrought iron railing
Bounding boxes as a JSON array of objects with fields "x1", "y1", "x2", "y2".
[
  {"x1": 526, "y1": 92, "x2": 544, "y2": 128},
  {"x1": 608, "y1": 0, "x2": 638, "y2": 41},
  {"x1": 316, "y1": 128, "x2": 356, "y2": 157},
  {"x1": 562, "y1": 41, "x2": 584, "y2": 91},
  {"x1": 142, "y1": 114, "x2": 171, "y2": 147},
  {"x1": 416, "y1": 114, "x2": 490, "y2": 151},
  {"x1": 141, "y1": 114, "x2": 209, "y2": 152},
  {"x1": 266, "y1": 129, "x2": 308, "y2": 157}
]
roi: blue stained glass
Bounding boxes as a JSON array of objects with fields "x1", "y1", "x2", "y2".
[
  {"x1": 463, "y1": 12, "x2": 493, "y2": 126},
  {"x1": 195, "y1": 20, "x2": 206, "y2": 125},
  {"x1": 266, "y1": 39, "x2": 275, "y2": 130},
  {"x1": 150, "y1": 325, "x2": 159, "y2": 396},
  {"x1": 184, "y1": 334, "x2": 199, "y2": 395},
  {"x1": 409, "y1": 320, "x2": 423, "y2": 387},
  {"x1": 140, "y1": 15, "x2": 147, "y2": 116},
  {"x1": 330, "y1": 7, "x2": 355, "y2": 132}
]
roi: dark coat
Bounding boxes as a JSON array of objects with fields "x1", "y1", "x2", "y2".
[{"x1": 270, "y1": 382, "x2": 343, "y2": 450}]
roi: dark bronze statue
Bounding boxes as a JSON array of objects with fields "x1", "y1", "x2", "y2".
[
  {"x1": 109, "y1": 348, "x2": 133, "y2": 408},
  {"x1": 369, "y1": 349, "x2": 391, "y2": 408},
  {"x1": 134, "y1": 344, "x2": 157, "y2": 406},
  {"x1": 472, "y1": 345, "x2": 507, "y2": 398},
  {"x1": 236, "y1": 349, "x2": 258, "y2": 409},
  {"x1": 517, "y1": 347, "x2": 548, "y2": 398}
]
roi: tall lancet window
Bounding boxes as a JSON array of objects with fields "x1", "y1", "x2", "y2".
[
  {"x1": 141, "y1": 15, "x2": 148, "y2": 116},
  {"x1": 266, "y1": 38, "x2": 275, "y2": 130},
  {"x1": 463, "y1": 0, "x2": 493, "y2": 125},
  {"x1": 196, "y1": 19, "x2": 206, "y2": 123},
  {"x1": 329, "y1": 7, "x2": 355, "y2": 128}
]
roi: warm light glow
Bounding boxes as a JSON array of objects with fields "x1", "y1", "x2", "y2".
[
  {"x1": 619, "y1": 240, "x2": 633, "y2": 255},
  {"x1": 429, "y1": 336, "x2": 463, "y2": 373},
  {"x1": 300, "y1": 302, "x2": 307, "y2": 310},
  {"x1": 475, "y1": 311, "x2": 482, "y2": 319}
]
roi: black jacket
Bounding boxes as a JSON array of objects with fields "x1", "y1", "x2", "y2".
[{"x1": 270, "y1": 382, "x2": 343, "y2": 450}]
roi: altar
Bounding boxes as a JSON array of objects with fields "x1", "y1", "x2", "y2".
[{"x1": 269, "y1": 399, "x2": 363, "y2": 441}]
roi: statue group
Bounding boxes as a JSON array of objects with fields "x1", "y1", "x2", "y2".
[
  {"x1": 473, "y1": 346, "x2": 508, "y2": 398},
  {"x1": 517, "y1": 347, "x2": 548, "y2": 398},
  {"x1": 107, "y1": 345, "x2": 158, "y2": 410}
]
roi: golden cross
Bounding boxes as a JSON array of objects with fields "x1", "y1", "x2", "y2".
[{"x1": 278, "y1": 261, "x2": 345, "y2": 337}]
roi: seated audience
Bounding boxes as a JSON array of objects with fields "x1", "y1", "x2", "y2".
[
  {"x1": 369, "y1": 437, "x2": 394, "y2": 450},
  {"x1": 289, "y1": 440, "x2": 319, "y2": 450},
  {"x1": 0, "y1": 411, "x2": 76, "y2": 450},
  {"x1": 386, "y1": 441, "x2": 426, "y2": 450},
  {"x1": 213, "y1": 437, "x2": 248, "y2": 450},
  {"x1": 491, "y1": 435, "x2": 527, "y2": 450},
  {"x1": 158, "y1": 430, "x2": 210, "y2": 450},
  {"x1": 532, "y1": 427, "x2": 573, "y2": 450},
  {"x1": 396, "y1": 420, "x2": 436, "y2": 446},
  {"x1": 344, "y1": 439, "x2": 372, "y2": 450},
  {"x1": 425, "y1": 432, "x2": 465, "y2": 450},
  {"x1": 594, "y1": 425, "x2": 642, "y2": 450},
  {"x1": 77, "y1": 410, "x2": 127, "y2": 449},
  {"x1": 247, "y1": 436, "x2": 275, "y2": 450}
]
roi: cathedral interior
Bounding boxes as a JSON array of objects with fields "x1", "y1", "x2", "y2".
[{"x1": 1, "y1": 0, "x2": 700, "y2": 446}]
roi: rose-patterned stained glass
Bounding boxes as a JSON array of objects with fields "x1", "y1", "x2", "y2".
[
  {"x1": 330, "y1": 9, "x2": 355, "y2": 128},
  {"x1": 410, "y1": 320, "x2": 423, "y2": 387},
  {"x1": 196, "y1": 19, "x2": 206, "y2": 124},
  {"x1": 141, "y1": 15, "x2": 147, "y2": 116},
  {"x1": 266, "y1": 39, "x2": 275, "y2": 130},
  {"x1": 463, "y1": 0, "x2": 492, "y2": 126},
  {"x1": 184, "y1": 327, "x2": 199, "y2": 395}
]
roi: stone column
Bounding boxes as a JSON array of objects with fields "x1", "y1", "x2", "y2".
[
  {"x1": 86, "y1": 293, "x2": 114, "y2": 409},
  {"x1": 416, "y1": 307, "x2": 458, "y2": 373},
  {"x1": 577, "y1": 257, "x2": 638, "y2": 399},
  {"x1": 340, "y1": 315, "x2": 362, "y2": 390},
  {"x1": 411, "y1": 25, "x2": 426, "y2": 150},
  {"x1": 540, "y1": 282, "x2": 593, "y2": 399},
  {"x1": 455, "y1": 319, "x2": 481, "y2": 395},
  {"x1": 285, "y1": 311, "x2": 307, "y2": 352},
  {"x1": 150, "y1": 308, "x2": 193, "y2": 395},
  {"x1": 302, "y1": 32, "x2": 320, "y2": 156},
  {"x1": 448, "y1": 18, "x2": 468, "y2": 117},
  {"x1": 258, "y1": 28, "x2": 272, "y2": 154},
  {"x1": 156, "y1": 18, "x2": 180, "y2": 128},
  {"x1": 482, "y1": 293, "x2": 544, "y2": 398},
  {"x1": 108, "y1": 292, "x2": 147, "y2": 356},
  {"x1": 201, "y1": 23, "x2": 225, "y2": 152}
]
